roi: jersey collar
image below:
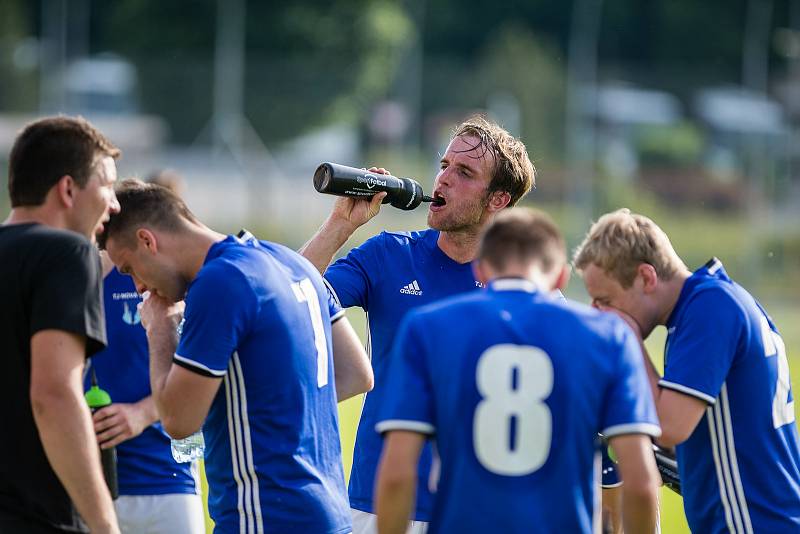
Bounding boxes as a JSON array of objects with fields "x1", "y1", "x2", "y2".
[{"x1": 488, "y1": 277, "x2": 538, "y2": 293}]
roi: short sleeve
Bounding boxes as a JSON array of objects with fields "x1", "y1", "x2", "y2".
[
  {"x1": 30, "y1": 239, "x2": 106, "y2": 356},
  {"x1": 324, "y1": 234, "x2": 384, "y2": 310},
  {"x1": 322, "y1": 278, "x2": 344, "y2": 323},
  {"x1": 174, "y1": 264, "x2": 256, "y2": 378},
  {"x1": 659, "y1": 289, "x2": 742, "y2": 405},
  {"x1": 375, "y1": 312, "x2": 435, "y2": 435},
  {"x1": 601, "y1": 321, "x2": 661, "y2": 439}
]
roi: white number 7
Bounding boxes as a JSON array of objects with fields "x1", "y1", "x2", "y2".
[
  {"x1": 292, "y1": 278, "x2": 329, "y2": 388},
  {"x1": 761, "y1": 315, "x2": 794, "y2": 429}
]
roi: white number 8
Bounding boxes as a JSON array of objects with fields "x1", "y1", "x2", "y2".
[{"x1": 474, "y1": 345, "x2": 553, "y2": 476}]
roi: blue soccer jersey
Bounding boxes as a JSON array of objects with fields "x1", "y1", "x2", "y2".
[
  {"x1": 376, "y1": 279, "x2": 660, "y2": 534},
  {"x1": 174, "y1": 234, "x2": 350, "y2": 534},
  {"x1": 325, "y1": 229, "x2": 480, "y2": 520},
  {"x1": 86, "y1": 268, "x2": 197, "y2": 496},
  {"x1": 659, "y1": 258, "x2": 800, "y2": 533}
]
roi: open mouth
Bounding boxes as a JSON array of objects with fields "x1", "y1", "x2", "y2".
[{"x1": 431, "y1": 192, "x2": 446, "y2": 207}]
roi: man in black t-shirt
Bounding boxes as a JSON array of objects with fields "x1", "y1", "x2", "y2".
[{"x1": 0, "y1": 117, "x2": 121, "y2": 534}]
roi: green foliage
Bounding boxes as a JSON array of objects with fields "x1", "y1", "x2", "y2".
[
  {"x1": 421, "y1": 24, "x2": 565, "y2": 160},
  {"x1": 327, "y1": 1, "x2": 415, "y2": 123},
  {"x1": 466, "y1": 25, "x2": 566, "y2": 160},
  {"x1": 0, "y1": 0, "x2": 36, "y2": 111},
  {"x1": 635, "y1": 122, "x2": 704, "y2": 166}
]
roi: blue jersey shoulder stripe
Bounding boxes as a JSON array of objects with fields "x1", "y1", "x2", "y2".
[
  {"x1": 323, "y1": 277, "x2": 343, "y2": 309},
  {"x1": 707, "y1": 384, "x2": 753, "y2": 534},
  {"x1": 225, "y1": 351, "x2": 265, "y2": 533}
]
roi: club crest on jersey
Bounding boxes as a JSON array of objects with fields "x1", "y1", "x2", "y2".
[
  {"x1": 121, "y1": 301, "x2": 141, "y2": 325},
  {"x1": 400, "y1": 280, "x2": 423, "y2": 296}
]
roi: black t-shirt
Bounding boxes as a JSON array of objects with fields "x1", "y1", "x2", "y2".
[{"x1": 0, "y1": 223, "x2": 106, "y2": 532}]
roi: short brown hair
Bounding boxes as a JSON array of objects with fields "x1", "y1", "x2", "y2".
[
  {"x1": 8, "y1": 116, "x2": 120, "y2": 207},
  {"x1": 97, "y1": 178, "x2": 198, "y2": 250},
  {"x1": 478, "y1": 207, "x2": 565, "y2": 273},
  {"x1": 452, "y1": 115, "x2": 535, "y2": 207},
  {"x1": 572, "y1": 208, "x2": 687, "y2": 288}
]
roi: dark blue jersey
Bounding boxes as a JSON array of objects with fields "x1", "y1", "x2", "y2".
[
  {"x1": 175, "y1": 234, "x2": 350, "y2": 534},
  {"x1": 325, "y1": 229, "x2": 480, "y2": 520},
  {"x1": 86, "y1": 268, "x2": 197, "y2": 496},
  {"x1": 377, "y1": 279, "x2": 660, "y2": 534},
  {"x1": 661, "y1": 258, "x2": 800, "y2": 533}
]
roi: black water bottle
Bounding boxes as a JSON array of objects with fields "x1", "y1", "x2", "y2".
[
  {"x1": 85, "y1": 369, "x2": 119, "y2": 499},
  {"x1": 313, "y1": 162, "x2": 434, "y2": 211}
]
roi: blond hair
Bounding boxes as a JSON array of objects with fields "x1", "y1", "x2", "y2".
[{"x1": 572, "y1": 208, "x2": 686, "y2": 288}]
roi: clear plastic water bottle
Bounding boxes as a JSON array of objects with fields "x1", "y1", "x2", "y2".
[
  {"x1": 168, "y1": 310, "x2": 205, "y2": 463},
  {"x1": 171, "y1": 430, "x2": 204, "y2": 463}
]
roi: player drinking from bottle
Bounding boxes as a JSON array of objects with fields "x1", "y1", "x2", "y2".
[{"x1": 301, "y1": 115, "x2": 535, "y2": 533}]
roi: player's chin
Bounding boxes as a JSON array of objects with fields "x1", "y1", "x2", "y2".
[{"x1": 427, "y1": 211, "x2": 451, "y2": 230}]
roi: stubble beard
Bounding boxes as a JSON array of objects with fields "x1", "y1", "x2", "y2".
[{"x1": 427, "y1": 196, "x2": 489, "y2": 233}]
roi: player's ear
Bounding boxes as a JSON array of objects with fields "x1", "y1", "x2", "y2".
[
  {"x1": 487, "y1": 190, "x2": 511, "y2": 212},
  {"x1": 136, "y1": 228, "x2": 159, "y2": 254},
  {"x1": 554, "y1": 264, "x2": 571, "y2": 291},
  {"x1": 54, "y1": 175, "x2": 76, "y2": 208},
  {"x1": 472, "y1": 259, "x2": 490, "y2": 287},
  {"x1": 638, "y1": 263, "x2": 658, "y2": 293}
]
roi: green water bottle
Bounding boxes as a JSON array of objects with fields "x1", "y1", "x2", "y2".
[{"x1": 85, "y1": 369, "x2": 119, "y2": 499}]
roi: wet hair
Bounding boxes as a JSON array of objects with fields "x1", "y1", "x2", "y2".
[{"x1": 452, "y1": 115, "x2": 535, "y2": 207}]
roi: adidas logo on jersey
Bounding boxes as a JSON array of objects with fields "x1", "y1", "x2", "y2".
[{"x1": 400, "y1": 280, "x2": 423, "y2": 296}]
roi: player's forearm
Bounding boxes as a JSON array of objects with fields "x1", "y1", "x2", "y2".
[
  {"x1": 299, "y1": 217, "x2": 358, "y2": 274},
  {"x1": 375, "y1": 476, "x2": 416, "y2": 534},
  {"x1": 621, "y1": 484, "x2": 659, "y2": 534},
  {"x1": 31, "y1": 381, "x2": 119, "y2": 533},
  {"x1": 638, "y1": 343, "x2": 662, "y2": 403},
  {"x1": 147, "y1": 326, "x2": 179, "y2": 428}
]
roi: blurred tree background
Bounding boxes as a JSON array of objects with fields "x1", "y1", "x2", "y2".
[{"x1": 0, "y1": 0, "x2": 797, "y2": 294}]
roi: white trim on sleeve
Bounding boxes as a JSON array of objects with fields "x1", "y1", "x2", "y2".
[
  {"x1": 375, "y1": 420, "x2": 435, "y2": 435},
  {"x1": 602, "y1": 423, "x2": 662, "y2": 439},
  {"x1": 659, "y1": 380, "x2": 716, "y2": 405},
  {"x1": 173, "y1": 353, "x2": 227, "y2": 377}
]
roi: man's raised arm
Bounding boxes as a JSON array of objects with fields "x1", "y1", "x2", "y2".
[{"x1": 299, "y1": 180, "x2": 387, "y2": 274}]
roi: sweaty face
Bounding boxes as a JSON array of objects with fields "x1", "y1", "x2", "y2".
[
  {"x1": 71, "y1": 156, "x2": 120, "y2": 241},
  {"x1": 105, "y1": 235, "x2": 186, "y2": 303},
  {"x1": 581, "y1": 263, "x2": 655, "y2": 337},
  {"x1": 427, "y1": 135, "x2": 496, "y2": 232}
]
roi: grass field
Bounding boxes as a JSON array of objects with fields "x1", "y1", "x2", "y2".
[{"x1": 200, "y1": 303, "x2": 799, "y2": 533}]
